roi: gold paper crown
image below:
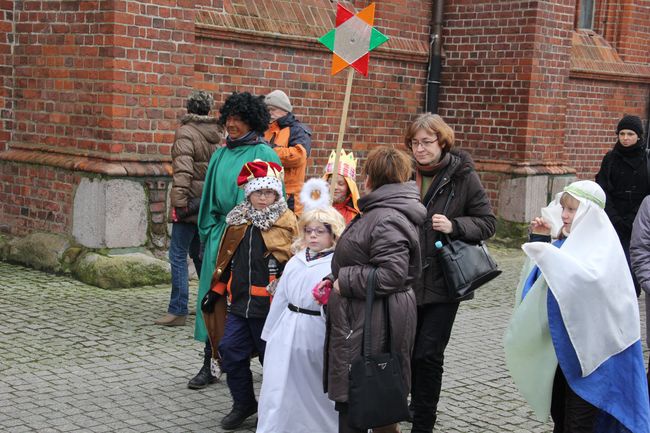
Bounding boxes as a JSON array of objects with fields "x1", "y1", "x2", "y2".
[{"x1": 325, "y1": 149, "x2": 357, "y2": 180}]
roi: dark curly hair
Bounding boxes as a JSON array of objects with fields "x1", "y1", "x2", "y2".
[{"x1": 218, "y1": 92, "x2": 270, "y2": 135}]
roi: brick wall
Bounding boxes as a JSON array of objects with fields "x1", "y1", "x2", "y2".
[
  {"x1": 0, "y1": 0, "x2": 11, "y2": 153},
  {"x1": 439, "y1": 0, "x2": 574, "y2": 165},
  {"x1": 9, "y1": 0, "x2": 194, "y2": 162},
  {"x1": 0, "y1": 160, "x2": 77, "y2": 234},
  {"x1": 566, "y1": 80, "x2": 649, "y2": 178},
  {"x1": 194, "y1": 0, "x2": 432, "y2": 178}
]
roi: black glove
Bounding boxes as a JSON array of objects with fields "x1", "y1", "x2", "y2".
[
  {"x1": 201, "y1": 291, "x2": 221, "y2": 314},
  {"x1": 175, "y1": 206, "x2": 190, "y2": 220}
]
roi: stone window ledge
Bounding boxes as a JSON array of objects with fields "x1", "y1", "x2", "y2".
[
  {"x1": 570, "y1": 30, "x2": 650, "y2": 84},
  {"x1": 0, "y1": 149, "x2": 172, "y2": 177}
]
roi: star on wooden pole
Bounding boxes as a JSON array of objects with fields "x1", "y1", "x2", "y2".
[
  {"x1": 318, "y1": 3, "x2": 389, "y2": 76},
  {"x1": 318, "y1": 3, "x2": 389, "y2": 200}
]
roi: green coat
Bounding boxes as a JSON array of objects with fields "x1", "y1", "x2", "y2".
[{"x1": 194, "y1": 143, "x2": 282, "y2": 342}]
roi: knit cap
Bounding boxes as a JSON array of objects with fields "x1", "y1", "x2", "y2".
[
  {"x1": 264, "y1": 90, "x2": 293, "y2": 113},
  {"x1": 237, "y1": 160, "x2": 284, "y2": 198},
  {"x1": 616, "y1": 115, "x2": 644, "y2": 138}
]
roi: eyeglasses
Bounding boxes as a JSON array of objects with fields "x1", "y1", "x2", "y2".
[
  {"x1": 251, "y1": 189, "x2": 277, "y2": 198},
  {"x1": 304, "y1": 227, "x2": 330, "y2": 236},
  {"x1": 410, "y1": 138, "x2": 438, "y2": 149}
]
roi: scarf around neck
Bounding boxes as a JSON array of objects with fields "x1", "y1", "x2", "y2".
[
  {"x1": 614, "y1": 141, "x2": 644, "y2": 158},
  {"x1": 226, "y1": 130, "x2": 264, "y2": 149},
  {"x1": 415, "y1": 151, "x2": 451, "y2": 193},
  {"x1": 226, "y1": 198, "x2": 288, "y2": 231}
]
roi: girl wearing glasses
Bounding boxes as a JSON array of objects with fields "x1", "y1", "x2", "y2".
[{"x1": 257, "y1": 181, "x2": 345, "y2": 433}]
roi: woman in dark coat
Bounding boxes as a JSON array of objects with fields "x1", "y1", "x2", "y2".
[
  {"x1": 407, "y1": 113, "x2": 497, "y2": 433},
  {"x1": 596, "y1": 114, "x2": 647, "y2": 296},
  {"x1": 324, "y1": 147, "x2": 427, "y2": 433}
]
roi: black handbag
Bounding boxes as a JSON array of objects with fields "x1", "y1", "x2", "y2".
[
  {"x1": 437, "y1": 182, "x2": 502, "y2": 300},
  {"x1": 347, "y1": 268, "x2": 411, "y2": 429}
]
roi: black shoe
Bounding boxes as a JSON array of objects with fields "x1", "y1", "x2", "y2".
[
  {"x1": 187, "y1": 364, "x2": 217, "y2": 390},
  {"x1": 220, "y1": 403, "x2": 257, "y2": 430}
]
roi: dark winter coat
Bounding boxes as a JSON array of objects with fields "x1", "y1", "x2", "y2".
[
  {"x1": 170, "y1": 114, "x2": 222, "y2": 223},
  {"x1": 324, "y1": 181, "x2": 427, "y2": 403},
  {"x1": 416, "y1": 149, "x2": 497, "y2": 305},
  {"x1": 595, "y1": 142, "x2": 650, "y2": 242}
]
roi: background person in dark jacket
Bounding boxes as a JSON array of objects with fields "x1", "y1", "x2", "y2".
[
  {"x1": 264, "y1": 89, "x2": 312, "y2": 215},
  {"x1": 155, "y1": 91, "x2": 221, "y2": 327},
  {"x1": 406, "y1": 113, "x2": 496, "y2": 433},
  {"x1": 596, "y1": 114, "x2": 647, "y2": 296},
  {"x1": 324, "y1": 147, "x2": 426, "y2": 433}
]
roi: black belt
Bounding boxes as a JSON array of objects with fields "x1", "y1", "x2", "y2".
[{"x1": 288, "y1": 303, "x2": 320, "y2": 316}]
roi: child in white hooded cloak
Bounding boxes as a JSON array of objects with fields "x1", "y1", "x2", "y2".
[
  {"x1": 504, "y1": 180, "x2": 649, "y2": 433},
  {"x1": 257, "y1": 179, "x2": 345, "y2": 433}
]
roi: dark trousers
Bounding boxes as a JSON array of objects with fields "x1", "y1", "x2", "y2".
[
  {"x1": 218, "y1": 314, "x2": 266, "y2": 407},
  {"x1": 550, "y1": 368, "x2": 598, "y2": 433},
  {"x1": 410, "y1": 302, "x2": 460, "y2": 433}
]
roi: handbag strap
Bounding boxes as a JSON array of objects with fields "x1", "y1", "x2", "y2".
[
  {"x1": 439, "y1": 181, "x2": 455, "y2": 245},
  {"x1": 361, "y1": 268, "x2": 393, "y2": 360}
]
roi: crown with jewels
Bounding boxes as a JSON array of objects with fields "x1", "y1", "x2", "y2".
[{"x1": 325, "y1": 149, "x2": 357, "y2": 180}]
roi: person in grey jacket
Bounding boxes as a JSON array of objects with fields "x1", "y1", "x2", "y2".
[
  {"x1": 406, "y1": 113, "x2": 497, "y2": 433},
  {"x1": 629, "y1": 194, "x2": 650, "y2": 395},
  {"x1": 324, "y1": 147, "x2": 427, "y2": 433}
]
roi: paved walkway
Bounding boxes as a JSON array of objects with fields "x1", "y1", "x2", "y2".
[{"x1": 0, "y1": 247, "x2": 645, "y2": 432}]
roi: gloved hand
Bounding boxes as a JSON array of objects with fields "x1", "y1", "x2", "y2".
[
  {"x1": 201, "y1": 290, "x2": 221, "y2": 314},
  {"x1": 312, "y1": 279, "x2": 333, "y2": 305},
  {"x1": 175, "y1": 206, "x2": 191, "y2": 220}
]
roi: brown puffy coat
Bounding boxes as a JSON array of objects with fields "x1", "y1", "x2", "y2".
[
  {"x1": 324, "y1": 181, "x2": 426, "y2": 403},
  {"x1": 170, "y1": 114, "x2": 222, "y2": 223},
  {"x1": 416, "y1": 149, "x2": 497, "y2": 305}
]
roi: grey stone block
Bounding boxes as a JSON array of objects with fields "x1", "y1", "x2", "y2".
[{"x1": 73, "y1": 178, "x2": 148, "y2": 249}]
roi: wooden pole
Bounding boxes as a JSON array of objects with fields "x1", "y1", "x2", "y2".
[{"x1": 329, "y1": 67, "x2": 355, "y2": 202}]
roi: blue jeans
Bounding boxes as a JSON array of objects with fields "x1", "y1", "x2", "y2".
[
  {"x1": 167, "y1": 222, "x2": 202, "y2": 316},
  {"x1": 218, "y1": 314, "x2": 266, "y2": 406}
]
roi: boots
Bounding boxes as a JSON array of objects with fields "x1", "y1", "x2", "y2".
[
  {"x1": 154, "y1": 313, "x2": 186, "y2": 326},
  {"x1": 187, "y1": 353, "x2": 218, "y2": 389},
  {"x1": 220, "y1": 402, "x2": 257, "y2": 430}
]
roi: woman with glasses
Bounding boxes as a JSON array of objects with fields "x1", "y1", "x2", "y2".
[
  {"x1": 406, "y1": 113, "x2": 496, "y2": 433},
  {"x1": 323, "y1": 147, "x2": 427, "y2": 433}
]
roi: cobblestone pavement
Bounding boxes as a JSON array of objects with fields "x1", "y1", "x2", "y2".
[{"x1": 1, "y1": 246, "x2": 646, "y2": 433}]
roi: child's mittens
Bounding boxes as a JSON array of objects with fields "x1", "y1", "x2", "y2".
[
  {"x1": 266, "y1": 279, "x2": 279, "y2": 296},
  {"x1": 312, "y1": 279, "x2": 333, "y2": 305}
]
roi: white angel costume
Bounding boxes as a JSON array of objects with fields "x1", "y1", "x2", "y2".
[
  {"x1": 256, "y1": 248, "x2": 337, "y2": 433},
  {"x1": 504, "y1": 180, "x2": 649, "y2": 432}
]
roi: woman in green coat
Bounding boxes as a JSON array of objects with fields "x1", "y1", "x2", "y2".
[{"x1": 187, "y1": 92, "x2": 282, "y2": 389}]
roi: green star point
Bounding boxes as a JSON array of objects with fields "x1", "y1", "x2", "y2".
[
  {"x1": 369, "y1": 28, "x2": 389, "y2": 51},
  {"x1": 318, "y1": 29, "x2": 337, "y2": 52}
]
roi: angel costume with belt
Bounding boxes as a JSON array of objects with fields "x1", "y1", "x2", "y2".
[
  {"x1": 504, "y1": 180, "x2": 650, "y2": 432},
  {"x1": 256, "y1": 178, "x2": 338, "y2": 433}
]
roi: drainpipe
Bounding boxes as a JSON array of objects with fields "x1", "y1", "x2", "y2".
[
  {"x1": 646, "y1": 88, "x2": 650, "y2": 149},
  {"x1": 425, "y1": 0, "x2": 444, "y2": 113}
]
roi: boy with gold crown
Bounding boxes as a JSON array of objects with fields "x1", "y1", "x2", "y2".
[{"x1": 323, "y1": 149, "x2": 361, "y2": 224}]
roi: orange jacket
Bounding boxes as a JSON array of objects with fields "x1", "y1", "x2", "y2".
[
  {"x1": 334, "y1": 198, "x2": 360, "y2": 225},
  {"x1": 264, "y1": 114, "x2": 311, "y2": 215}
]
